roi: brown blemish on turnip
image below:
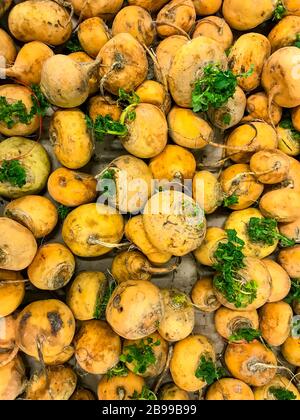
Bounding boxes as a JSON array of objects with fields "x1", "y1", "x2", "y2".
[{"x1": 47, "y1": 311, "x2": 63, "y2": 336}]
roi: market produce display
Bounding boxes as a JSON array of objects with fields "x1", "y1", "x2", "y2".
[{"x1": 1, "y1": 0, "x2": 300, "y2": 402}]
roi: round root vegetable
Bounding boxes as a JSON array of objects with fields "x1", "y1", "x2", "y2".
[
  {"x1": 121, "y1": 103, "x2": 168, "y2": 159},
  {"x1": 47, "y1": 167, "x2": 97, "y2": 207},
  {"x1": 262, "y1": 47, "x2": 300, "y2": 108},
  {"x1": 168, "y1": 36, "x2": 227, "y2": 108},
  {"x1": 243, "y1": 92, "x2": 282, "y2": 126},
  {"x1": 206, "y1": 378, "x2": 254, "y2": 400},
  {"x1": 286, "y1": 156, "x2": 300, "y2": 192},
  {"x1": 112, "y1": 6, "x2": 156, "y2": 46},
  {"x1": 74, "y1": 320, "x2": 121, "y2": 374},
  {"x1": 262, "y1": 259, "x2": 291, "y2": 303},
  {"x1": 222, "y1": 0, "x2": 275, "y2": 31},
  {"x1": 50, "y1": 109, "x2": 94, "y2": 169},
  {"x1": 154, "y1": 35, "x2": 188, "y2": 82},
  {"x1": 282, "y1": 336, "x2": 300, "y2": 366},
  {"x1": 277, "y1": 124, "x2": 300, "y2": 157},
  {"x1": 278, "y1": 245, "x2": 300, "y2": 278},
  {"x1": 69, "y1": 52, "x2": 99, "y2": 96},
  {"x1": 224, "y1": 208, "x2": 278, "y2": 259},
  {"x1": 143, "y1": 190, "x2": 206, "y2": 256},
  {"x1": 0, "y1": 356, "x2": 25, "y2": 400},
  {"x1": 27, "y1": 243, "x2": 75, "y2": 291},
  {"x1": 0, "y1": 218, "x2": 37, "y2": 271},
  {"x1": 170, "y1": 334, "x2": 216, "y2": 392},
  {"x1": 254, "y1": 375, "x2": 300, "y2": 400},
  {"x1": 67, "y1": 271, "x2": 107, "y2": 321},
  {"x1": 0, "y1": 313, "x2": 19, "y2": 367},
  {"x1": 78, "y1": 17, "x2": 110, "y2": 58},
  {"x1": 88, "y1": 95, "x2": 122, "y2": 122},
  {"x1": 193, "y1": 171, "x2": 223, "y2": 215},
  {"x1": 41, "y1": 55, "x2": 99, "y2": 108},
  {"x1": 220, "y1": 164, "x2": 264, "y2": 210},
  {"x1": 259, "y1": 189, "x2": 300, "y2": 223},
  {"x1": 279, "y1": 217, "x2": 300, "y2": 243},
  {"x1": 62, "y1": 203, "x2": 124, "y2": 258},
  {"x1": 192, "y1": 16, "x2": 233, "y2": 51},
  {"x1": 0, "y1": 0, "x2": 12, "y2": 18},
  {"x1": 259, "y1": 301, "x2": 293, "y2": 347},
  {"x1": 16, "y1": 299, "x2": 75, "y2": 360},
  {"x1": 159, "y1": 383, "x2": 189, "y2": 400},
  {"x1": 156, "y1": 0, "x2": 196, "y2": 38},
  {"x1": 191, "y1": 277, "x2": 221, "y2": 313},
  {"x1": 125, "y1": 215, "x2": 172, "y2": 265},
  {"x1": 4, "y1": 195, "x2": 58, "y2": 239},
  {"x1": 168, "y1": 106, "x2": 213, "y2": 149},
  {"x1": 106, "y1": 280, "x2": 164, "y2": 340},
  {"x1": 225, "y1": 341, "x2": 277, "y2": 386},
  {"x1": 97, "y1": 33, "x2": 148, "y2": 96},
  {"x1": 192, "y1": 0, "x2": 222, "y2": 15},
  {"x1": 193, "y1": 227, "x2": 227, "y2": 267},
  {"x1": 97, "y1": 371, "x2": 145, "y2": 400},
  {"x1": 8, "y1": 0, "x2": 72, "y2": 46},
  {"x1": 25, "y1": 365, "x2": 77, "y2": 400},
  {"x1": 214, "y1": 307, "x2": 259, "y2": 341},
  {"x1": 70, "y1": 0, "x2": 124, "y2": 19},
  {"x1": 128, "y1": 0, "x2": 169, "y2": 12},
  {"x1": 250, "y1": 150, "x2": 290, "y2": 184},
  {"x1": 0, "y1": 28, "x2": 17, "y2": 66},
  {"x1": 158, "y1": 288, "x2": 195, "y2": 342},
  {"x1": 70, "y1": 388, "x2": 95, "y2": 400},
  {"x1": 0, "y1": 137, "x2": 51, "y2": 199},
  {"x1": 0, "y1": 84, "x2": 39, "y2": 137},
  {"x1": 0, "y1": 270, "x2": 25, "y2": 317},
  {"x1": 268, "y1": 16, "x2": 300, "y2": 52},
  {"x1": 292, "y1": 106, "x2": 300, "y2": 131},
  {"x1": 135, "y1": 80, "x2": 171, "y2": 114}
]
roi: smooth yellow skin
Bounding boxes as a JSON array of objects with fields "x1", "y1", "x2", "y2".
[
  {"x1": 111, "y1": 250, "x2": 152, "y2": 283},
  {"x1": 243, "y1": 92, "x2": 282, "y2": 126},
  {"x1": 0, "y1": 356, "x2": 25, "y2": 400},
  {"x1": 135, "y1": 80, "x2": 171, "y2": 113},
  {"x1": 88, "y1": 95, "x2": 122, "y2": 122},
  {"x1": 282, "y1": 336, "x2": 300, "y2": 366},
  {"x1": 158, "y1": 288, "x2": 195, "y2": 342},
  {"x1": 170, "y1": 335, "x2": 216, "y2": 392},
  {"x1": 75, "y1": 320, "x2": 121, "y2": 374},
  {"x1": 193, "y1": 171, "x2": 222, "y2": 214},
  {"x1": 50, "y1": 109, "x2": 94, "y2": 169},
  {"x1": 67, "y1": 272, "x2": 107, "y2": 321},
  {"x1": 16, "y1": 299, "x2": 75, "y2": 360},
  {"x1": 70, "y1": 388, "x2": 95, "y2": 400},
  {"x1": 123, "y1": 332, "x2": 168, "y2": 377},
  {"x1": 260, "y1": 301, "x2": 293, "y2": 347},
  {"x1": 70, "y1": 0, "x2": 123, "y2": 19},
  {"x1": 125, "y1": 216, "x2": 172, "y2": 265},
  {"x1": 206, "y1": 378, "x2": 254, "y2": 400},
  {"x1": 193, "y1": 0, "x2": 222, "y2": 15},
  {"x1": 268, "y1": 16, "x2": 300, "y2": 52},
  {"x1": 25, "y1": 365, "x2": 77, "y2": 400},
  {"x1": 98, "y1": 372, "x2": 145, "y2": 400},
  {"x1": 154, "y1": 35, "x2": 188, "y2": 82},
  {"x1": 277, "y1": 125, "x2": 300, "y2": 156},
  {"x1": 220, "y1": 164, "x2": 264, "y2": 210},
  {"x1": 262, "y1": 259, "x2": 291, "y2": 303},
  {"x1": 292, "y1": 105, "x2": 300, "y2": 131},
  {"x1": 0, "y1": 218, "x2": 37, "y2": 271},
  {"x1": 224, "y1": 208, "x2": 278, "y2": 259},
  {"x1": 168, "y1": 106, "x2": 213, "y2": 149},
  {"x1": 225, "y1": 341, "x2": 277, "y2": 387},
  {"x1": 249, "y1": 150, "x2": 290, "y2": 184},
  {"x1": 214, "y1": 307, "x2": 259, "y2": 341},
  {"x1": 106, "y1": 280, "x2": 164, "y2": 340},
  {"x1": 279, "y1": 216, "x2": 300, "y2": 243},
  {"x1": 28, "y1": 243, "x2": 75, "y2": 291},
  {"x1": 259, "y1": 189, "x2": 300, "y2": 223},
  {"x1": 157, "y1": 0, "x2": 196, "y2": 38},
  {"x1": 159, "y1": 383, "x2": 190, "y2": 400},
  {"x1": 193, "y1": 227, "x2": 227, "y2": 267},
  {"x1": 4, "y1": 195, "x2": 58, "y2": 239},
  {"x1": 193, "y1": 16, "x2": 232, "y2": 51},
  {"x1": 254, "y1": 375, "x2": 300, "y2": 400},
  {"x1": 48, "y1": 167, "x2": 97, "y2": 207},
  {"x1": 62, "y1": 203, "x2": 124, "y2": 258},
  {"x1": 0, "y1": 28, "x2": 16, "y2": 65},
  {"x1": 0, "y1": 270, "x2": 25, "y2": 317},
  {"x1": 8, "y1": 0, "x2": 72, "y2": 45},
  {"x1": 69, "y1": 52, "x2": 99, "y2": 95},
  {"x1": 78, "y1": 17, "x2": 109, "y2": 58},
  {"x1": 278, "y1": 245, "x2": 300, "y2": 278},
  {"x1": 0, "y1": 137, "x2": 50, "y2": 199},
  {"x1": 98, "y1": 33, "x2": 148, "y2": 96},
  {"x1": 0, "y1": 0, "x2": 12, "y2": 18},
  {"x1": 214, "y1": 257, "x2": 272, "y2": 311},
  {"x1": 191, "y1": 277, "x2": 221, "y2": 313}
]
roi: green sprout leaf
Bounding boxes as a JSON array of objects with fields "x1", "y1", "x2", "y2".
[
  {"x1": 222, "y1": 113, "x2": 232, "y2": 126},
  {"x1": 130, "y1": 386, "x2": 157, "y2": 400},
  {"x1": 247, "y1": 217, "x2": 295, "y2": 248},
  {"x1": 65, "y1": 33, "x2": 82, "y2": 52},
  {"x1": 0, "y1": 160, "x2": 27, "y2": 187},
  {"x1": 0, "y1": 97, "x2": 32, "y2": 128},
  {"x1": 106, "y1": 362, "x2": 129, "y2": 379},
  {"x1": 120, "y1": 337, "x2": 160, "y2": 375},
  {"x1": 279, "y1": 118, "x2": 300, "y2": 143},
  {"x1": 269, "y1": 387, "x2": 296, "y2": 400},
  {"x1": 273, "y1": 1, "x2": 287, "y2": 21},
  {"x1": 223, "y1": 194, "x2": 239, "y2": 208},
  {"x1": 86, "y1": 114, "x2": 128, "y2": 141},
  {"x1": 285, "y1": 280, "x2": 300, "y2": 304},
  {"x1": 295, "y1": 33, "x2": 300, "y2": 48},
  {"x1": 30, "y1": 84, "x2": 50, "y2": 117},
  {"x1": 57, "y1": 205, "x2": 71, "y2": 220},
  {"x1": 118, "y1": 88, "x2": 140, "y2": 107},
  {"x1": 195, "y1": 355, "x2": 226, "y2": 385},
  {"x1": 229, "y1": 328, "x2": 261, "y2": 343},
  {"x1": 94, "y1": 281, "x2": 116, "y2": 320}
]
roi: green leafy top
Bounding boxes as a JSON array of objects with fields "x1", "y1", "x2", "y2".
[
  {"x1": 213, "y1": 229, "x2": 257, "y2": 308},
  {"x1": 130, "y1": 386, "x2": 157, "y2": 400},
  {"x1": 106, "y1": 362, "x2": 129, "y2": 380},
  {"x1": 30, "y1": 84, "x2": 50, "y2": 117},
  {"x1": 222, "y1": 113, "x2": 232, "y2": 126},
  {"x1": 120, "y1": 337, "x2": 160, "y2": 375},
  {"x1": 171, "y1": 291, "x2": 188, "y2": 308},
  {"x1": 269, "y1": 387, "x2": 296, "y2": 400},
  {"x1": 295, "y1": 33, "x2": 300, "y2": 48},
  {"x1": 94, "y1": 281, "x2": 116, "y2": 320},
  {"x1": 279, "y1": 118, "x2": 300, "y2": 142},
  {"x1": 57, "y1": 205, "x2": 71, "y2": 220},
  {"x1": 223, "y1": 194, "x2": 239, "y2": 208},
  {"x1": 65, "y1": 33, "x2": 82, "y2": 52},
  {"x1": 195, "y1": 355, "x2": 226, "y2": 385},
  {"x1": 247, "y1": 217, "x2": 295, "y2": 248},
  {"x1": 118, "y1": 88, "x2": 140, "y2": 108},
  {"x1": 285, "y1": 280, "x2": 300, "y2": 304},
  {"x1": 229, "y1": 328, "x2": 261, "y2": 343},
  {"x1": 273, "y1": 1, "x2": 287, "y2": 21},
  {"x1": 98, "y1": 168, "x2": 117, "y2": 198},
  {"x1": 0, "y1": 160, "x2": 27, "y2": 187},
  {"x1": 86, "y1": 114, "x2": 128, "y2": 142}
]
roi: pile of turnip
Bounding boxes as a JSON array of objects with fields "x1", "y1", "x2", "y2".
[{"x1": 1, "y1": 0, "x2": 300, "y2": 401}]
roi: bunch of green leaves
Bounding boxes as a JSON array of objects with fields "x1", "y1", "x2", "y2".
[
  {"x1": 65, "y1": 32, "x2": 82, "y2": 52},
  {"x1": 57, "y1": 205, "x2": 71, "y2": 220},
  {"x1": 269, "y1": 387, "x2": 296, "y2": 400},
  {"x1": 273, "y1": 1, "x2": 287, "y2": 21},
  {"x1": 295, "y1": 33, "x2": 300, "y2": 48},
  {"x1": 195, "y1": 355, "x2": 226, "y2": 385},
  {"x1": 120, "y1": 337, "x2": 160, "y2": 375},
  {"x1": 223, "y1": 194, "x2": 239, "y2": 208},
  {"x1": 94, "y1": 281, "x2": 116, "y2": 320},
  {"x1": 106, "y1": 362, "x2": 129, "y2": 380},
  {"x1": 130, "y1": 386, "x2": 157, "y2": 400},
  {"x1": 191, "y1": 64, "x2": 253, "y2": 113},
  {"x1": 86, "y1": 114, "x2": 128, "y2": 141},
  {"x1": 229, "y1": 328, "x2": 261, "y2": 343},
  {"x1": 0, "y1": 160, "x2": 27, "y2": 187},
  {"x1": 280, "y1": 118, "x2": 300, "y2": 142},
  {"x1": 0, "y1": 97, "x2": 32, "y2": 128},
  {"x1": 285, "y1": 280, "x2": 300, "y2": 304},
  {"x1": 30, "y1": 84, "x2": 50, "y2": 117},
  {"x1": 247, "y1": 217, "x2": 295, "y2": 248},
  {"x1": 213, "y1": 229, "x2": 257, "y2": 308}
]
